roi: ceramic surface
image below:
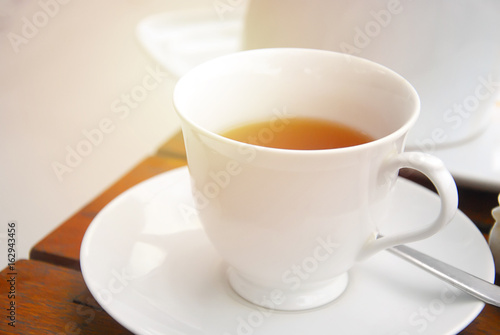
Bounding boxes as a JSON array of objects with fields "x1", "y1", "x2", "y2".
[
  {"x1": 173, "y1": 48, "x2": 458, "y2": 310},
  {"x1": 80, "y1": 167, "x2": 495, "y2": 335}
]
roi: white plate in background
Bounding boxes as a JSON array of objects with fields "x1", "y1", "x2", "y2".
[
  {"x1": 136, "y1": 7, "x2": 246, "y2": 78},
  {"x1": 136, "y1": 8, "x2": 500, "y2": 191},
  {"x1": 430, "y1": 107, "x2": 500, "y2": 192}
]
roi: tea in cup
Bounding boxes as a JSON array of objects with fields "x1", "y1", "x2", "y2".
[{"x1": 173, "y1": 48, "x2": 458, "y2": 311}]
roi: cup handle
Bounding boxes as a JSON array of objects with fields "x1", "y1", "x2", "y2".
[{"x1": 358, "y1": 152, "x2": 458, "y2": 260}]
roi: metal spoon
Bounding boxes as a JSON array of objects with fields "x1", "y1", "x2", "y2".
[{"x1": 387, "y1": 244, "x2": 500, "y2": 307}]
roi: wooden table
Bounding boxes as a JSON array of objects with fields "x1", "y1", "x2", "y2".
[{"x1": 1, "y1": 132, "x2": 499, "y2": 334}]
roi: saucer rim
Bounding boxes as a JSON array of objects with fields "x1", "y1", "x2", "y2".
[{"x1": 80, "y1": 166, "x2": 494, "y2": 335}]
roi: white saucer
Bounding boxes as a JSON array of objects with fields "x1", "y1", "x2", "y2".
[{"x1": 81, "y1": 166, "x2": 495, "y2": 335}]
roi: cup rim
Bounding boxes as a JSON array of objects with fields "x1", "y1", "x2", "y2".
[{"x1": 173, "y1": 48, "x2": 420, "y2": 155}]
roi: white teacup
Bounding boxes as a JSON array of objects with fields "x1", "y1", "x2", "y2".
[
  {"x1": 242, "y1": 0, "x2": 500, "y2": 149},
  {"x1": 173, "y1": 48, "x2": 458, "y2": 311}
]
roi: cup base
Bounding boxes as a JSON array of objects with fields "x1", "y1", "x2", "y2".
[{"x1": 227, "y1": 267, "x2": 349, "y2": 311}]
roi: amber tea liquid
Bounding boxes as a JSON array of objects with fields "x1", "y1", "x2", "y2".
[{"x1": 221, "y1": 117, "x2": 373, "y2": 150}]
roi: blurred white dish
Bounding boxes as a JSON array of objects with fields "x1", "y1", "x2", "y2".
[
  {"x1": 489, "y1": 194, "x2": 500, "y2": 273},
  {"x1": 81, "y1": 167, "x2": 494, "y2": 335},
  {"x1": 243, "y1": 0, "x2": 500, "y2": 148},
  {"x1": 431, "y1": 106, "x2": 500, "y2": 191},
  {"x1": 135, "y1": 4, "x2": 500, "y2": 190},
  {"x1": 136, "y1": 7, "x2": 246, "y2": 78}
]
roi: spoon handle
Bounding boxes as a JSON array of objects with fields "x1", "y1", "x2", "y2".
[{"x1": 387, "y1": 244, "x2": 500, "y2": 307}]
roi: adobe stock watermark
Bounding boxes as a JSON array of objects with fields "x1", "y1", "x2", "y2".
[
  {"x1": 280, "y1": 235, "x2": 341, "y2": 291},
  {"x1": 51, "y1": 65, "x2": 170, "y2": 182},
  {"x1": 54, "y1": 264, "x2": 138, "y2": 335},
  {"x1": 5, "y1": 221, "x2": 17, "y2": 328},
  {"x1": 413, "y1": 74, "x2": 499, "y2": 154},
  {"x1": 222, "y1": 235, "x2": 340, "y2": 335},
  {"x1": 396, "y1": 285, "x2": 462, "y2": 334},
  {"x1": 186, "y1": 106, "x2": 295, "y2": 212},
  {"x1": 6, "y1": 0, "x2": 72, "y2": 54},
  {"x1": 56, "y1": 298, "x2": 96, "y2": 335},
  {"x1": 95, "y1": 267, "x2": 138, "y2": 306},
  {"x1": 339, "y1": 0, "x2": 405, "y2": 57},
  {"x1": 213, "y1": 0, "x2": 246, "y2": 20}
]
